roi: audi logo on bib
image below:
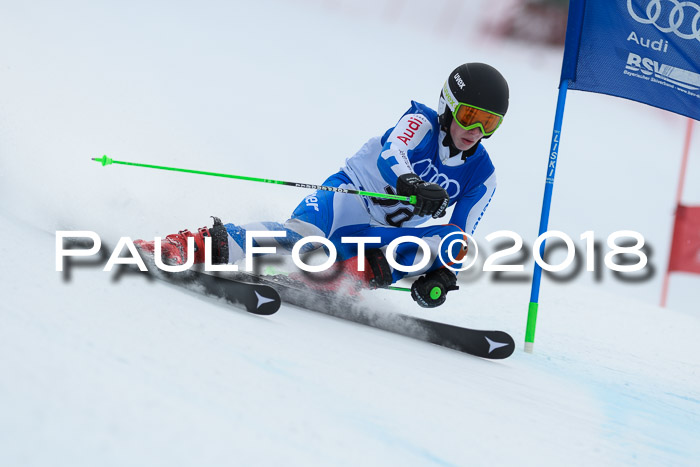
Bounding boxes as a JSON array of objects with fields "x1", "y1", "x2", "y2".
[
  {"x1": 628, "y1": 0, "x2": 700, "y2": 41},
  {"x1": 412, "y1": 159, "x2": 461, "y2": 198}
]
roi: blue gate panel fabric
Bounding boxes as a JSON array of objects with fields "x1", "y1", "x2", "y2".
[{"x1": 562, "y1": 0, "x2": 700, "y2": 121}]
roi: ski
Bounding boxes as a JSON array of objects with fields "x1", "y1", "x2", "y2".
[
  {"x1": 225, "y1": 271, "x2": 515, "y2": 359},
  {"x1": 134, "y1": 262, "x2": 281, "y2": 315},
  {"x1": 179, "y1": 270, "x2": 281, "y2": 316},
  {"x1": 128, "y1": 242, "x2": 281, "y2": 315}
]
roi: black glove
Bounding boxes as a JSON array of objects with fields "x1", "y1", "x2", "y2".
[
  {"x1": 396, "y1": 173, "x2": 449, "y2": 218},
  {"x1": 410, "y1": 268, "x2": 459, "y2": 308}
]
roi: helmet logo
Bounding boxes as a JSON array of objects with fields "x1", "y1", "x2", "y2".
[
  {"x1": 453, "y1": 73, "x2": 466, "y2": 90},
  {"x1": 443, "y1": 82, "x2": 458, "y2": 111}
]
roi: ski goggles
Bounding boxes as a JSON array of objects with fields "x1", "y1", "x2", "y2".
[{"x1": 451, "y1": 103, "x2": 504, "y2": 136}]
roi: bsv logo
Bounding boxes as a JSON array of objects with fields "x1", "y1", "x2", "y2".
[
  {"x1": 627, "y1": 0, "x2": 700, "y2": 41},
  {"x1": 412, "y1": 159, "x2": 461, "y2": 198},
  {"x1": 626, "y1": 51, "x2": 700, "y2": 89}
]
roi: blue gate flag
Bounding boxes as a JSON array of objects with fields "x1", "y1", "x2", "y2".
[{"x1": 562, "y1": 0, "x2": 700, "y2": 121}]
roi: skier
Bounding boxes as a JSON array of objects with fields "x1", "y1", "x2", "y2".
[{"x1": 136, "y1": 62, "x2": 509, "y2": 308}]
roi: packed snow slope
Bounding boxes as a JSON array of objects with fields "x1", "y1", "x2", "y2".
[{"x1": 1, "y1": 0, "x2": 699, "y2": 465}]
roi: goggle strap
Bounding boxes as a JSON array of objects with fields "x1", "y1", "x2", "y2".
[{"x1": 442, "y1": 81, "x2": 459, "y2": 112}]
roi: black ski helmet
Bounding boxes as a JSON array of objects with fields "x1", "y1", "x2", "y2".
[{"x1": 438, "y1": 63, "x2": 509, "y2": 140}]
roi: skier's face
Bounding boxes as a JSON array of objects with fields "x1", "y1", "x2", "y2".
[{"x1": 450, "y1": 119, "x2": 482, "y2": 151}]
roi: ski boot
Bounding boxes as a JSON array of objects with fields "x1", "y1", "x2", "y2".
[
  {"x1": 410, "y1": 268, "x2": 459, "y2": 308},
  {"x1": 134, "y1": 216, "x2": 230, "y2": 266}
]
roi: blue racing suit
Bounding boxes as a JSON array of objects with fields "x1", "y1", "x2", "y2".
[{"x1": 225, "y1": 101, "x2": 497, "y2": 282}]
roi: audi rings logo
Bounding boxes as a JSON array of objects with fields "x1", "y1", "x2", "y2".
[
  {"x1": 412, "y1": 159, "x2": 461, "y2": 198},
  {"x1": 628, "y1": 0, "x2": 700, "y2": 41}
]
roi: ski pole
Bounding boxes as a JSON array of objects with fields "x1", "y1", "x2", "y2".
[{"x1": 92, "y1": 155, "x2": 417, "y2": 205}]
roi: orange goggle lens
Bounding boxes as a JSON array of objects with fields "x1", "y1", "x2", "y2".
[{"x1": 453, "y1": 104, "x2": 503, "y2": 135}]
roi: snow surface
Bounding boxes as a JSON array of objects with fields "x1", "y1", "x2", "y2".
[{"x1": 1, "y1": 0, "x2": 699, "y2": 465}]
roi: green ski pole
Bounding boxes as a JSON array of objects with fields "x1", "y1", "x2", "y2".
[{"x1": 92, "y1": 155, "x2": 417, "y2": 205}]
